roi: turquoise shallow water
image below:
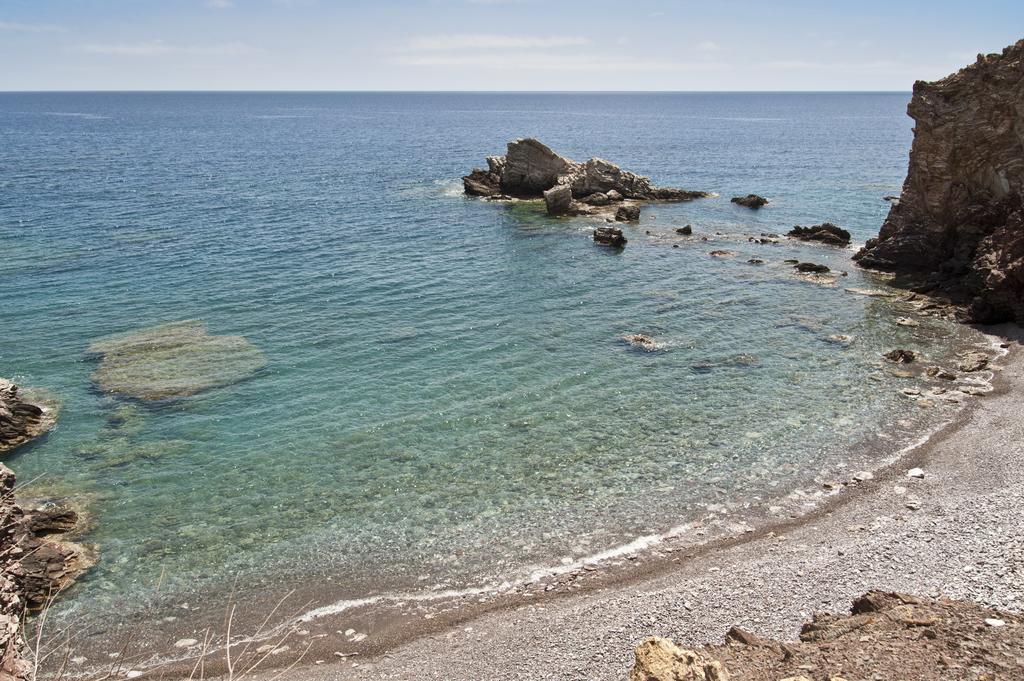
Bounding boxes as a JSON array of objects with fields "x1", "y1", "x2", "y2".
[{"x1": 0, "y1": 93, "x2": 984, "y2": 626}]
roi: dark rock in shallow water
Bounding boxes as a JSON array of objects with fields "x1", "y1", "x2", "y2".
[
  {"x1": 853, "y1": 40, "x2": 1024, "y2": 324},
  {"x1": 795, "y1": 262, "x2": 830, "y2": 273},
  {"x1": 731, "y1": 194, "x2": 768, "y2": 209},
  {"x1": 463, "y1": 139, "x2": 709, "y2": 207},
  {"x1": 0, "y1": 380, "x2": 55, "y2": 456},
  {"x1": 788, "y1": 223, "x2": 851, "y2": 246},
  {"x1": 87, "y1": 320, "x2": 267, "y2": 401},
  {"x1": 676, "y1": 225, "x2": 693, "y2": 235},
  {"x1": 615, "y1": 205, "x2": 641, "y2": 222},
  {"x1": 884, "y1": 349, "x2": 917, "y2": 364},
  {"x1": 594, "y1": 227, "x2": 627, "y2": 248}
]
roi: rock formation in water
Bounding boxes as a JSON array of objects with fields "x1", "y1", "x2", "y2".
[
  {"x1": 0, "y1": 380, "x2": 54, "y2": 456},
  {"x1": 730, "y1": 194, "x2": 768, "y2": 209},
  {"x1": 630, "y1": 592, "x2": 1023, "y2": 681},
  {"x1": 87, "y1": 320, "x2": 267, "y2": 401},
  {"x1": 594, "y1": 227, "x2": 627, "y2": 248},
  {"x1": 463, "y1": 139, "x2": 709, "y2": 217},
  {"x1": 854, "y1": 40, "x2": 1024, "y2": 324},
  {"x1": 1, "y1": 464, "x2": 95, "y2": 679},
  {"x1": 788, "y1": 223, "x2": 851, "y2": 247}
]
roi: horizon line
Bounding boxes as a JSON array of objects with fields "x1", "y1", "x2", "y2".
[{"x1": 0, "y1": 89, "x2": 914, "y2": 95}]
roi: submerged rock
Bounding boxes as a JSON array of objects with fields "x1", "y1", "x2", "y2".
[
  {"x1": 730, "y1": 194, "x2": 768, "y2": 209},
  {"x1": 0, "y1": 380, "x2": 56, "y2": 456},
  {"x1": 594, "y1": 227, "x2": 627, "y2": 248},
  {"x1": 463, "y1": 139, "x2": 709, "y2": 212},
  {"x1": 853, "y1": 40, "x2": 1024, "y2": 323},
  {"x1": 87, "y1": 320, "x2": 267, "y2": 401},
  {"x1": 788, "y1": 223, "x2": 851, "y2": 246},
  {"x1": 884, "y1": 349, "x2": 916, "y2": 364},
  {"x1": 622, "y1": 334, "x2": 665, "y2": 352}
]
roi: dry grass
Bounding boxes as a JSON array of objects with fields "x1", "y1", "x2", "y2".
[{"x1": 23, "y1": 583, "x2": 314, "y2": 681}]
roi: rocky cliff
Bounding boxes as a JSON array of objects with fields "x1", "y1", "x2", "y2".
[
  {"x1": 854, "y1": 40, "x2": 1024, "y2": 323},
  {"x1": 463, "y1": 139, "x2": 709, "y2": 216}
]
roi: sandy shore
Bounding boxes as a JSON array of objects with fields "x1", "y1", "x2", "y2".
[{"x1": 204, "y1": 322, "x2": 1020, "y2": 680}]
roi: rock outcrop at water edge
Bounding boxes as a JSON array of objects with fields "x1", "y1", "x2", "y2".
[
  {"x1": 1, "y1": 464, "x2": 95, "y2": 680},
  {"x1": 853, "y1": 39, "x2": 1024, "y2": 324},
  {"x1": 0, "y1": 380, "x2": 54, "y2": 456},
  {"x1": 464, "y1": 139, "x2": 709, "y2": 216}
]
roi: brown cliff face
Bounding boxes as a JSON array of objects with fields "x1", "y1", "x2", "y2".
[{"x1": 854, "y1": 39, "x2": 1024, "y2": 323}]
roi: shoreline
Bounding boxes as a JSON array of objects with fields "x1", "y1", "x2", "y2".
[
  {"x1": 87, "y1": 324, "x2": 1021, "y2": 680},
  {"x1": 261, "y1": 322, "x2": 1023, "y2": 679}
]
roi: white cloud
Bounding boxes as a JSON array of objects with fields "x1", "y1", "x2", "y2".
[
  {"x1": 394, "y1": 52, "x2": 727, "y2": 73},
  {"x1": 80, "y1": 40, "x2": 255, "y2": 56},
  {"x1": 205, "y1": 0, "x2": 235, "y2": 8},
  {"x1": 406, "y1": 33, "x2": 590, "y2": 51},
  {"x1": 695, "y1": 40, "x2": 720, "y2": 52},
  {"x1": 0, "y1": 20, "x2": 67, "y2": 33}
]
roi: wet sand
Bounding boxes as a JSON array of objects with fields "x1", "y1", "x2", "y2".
[{"x1": 187, "y1": 325, "x2": 1024, "y2": 681}]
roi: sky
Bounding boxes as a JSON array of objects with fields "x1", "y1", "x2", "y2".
[{"x1": 1, "y1": 0, "x2": 1022, "y2": 91}]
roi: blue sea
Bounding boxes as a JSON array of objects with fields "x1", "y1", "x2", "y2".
[{"x1": 0, "y1": 92, "x2": 985, "y2": 651}]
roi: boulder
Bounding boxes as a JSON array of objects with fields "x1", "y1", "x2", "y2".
[
  {"x1": 594, "y1": 227, "x2": 627, "y2": 248},
  {"x1": 853, "y1": 40, "x2": 1024, "y2": 323},
  {"x1": 676, "y1": 225, "x2": 693, "y2": 235},
  {"x1": 788, "y1": 223, "x2": 851, "y2": 246},
  {"x1": 464, "y1": 139, "x2": 709, "y2": 204},
  {"x1": 582, "y1": 192, "x2": 610, "y2": 206},
  {"x1": 731, "y1": 194, "x2": 768, "y2": 209},
  {"x1": 631, "y1": 637, "x2": 729, "y2": 681},
  {"x1": 544, "y1": 184, "x2": 573, "y2": 216},
  {"x1": 615, "y1": 205, "x2": 642, "y2": 222}
]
